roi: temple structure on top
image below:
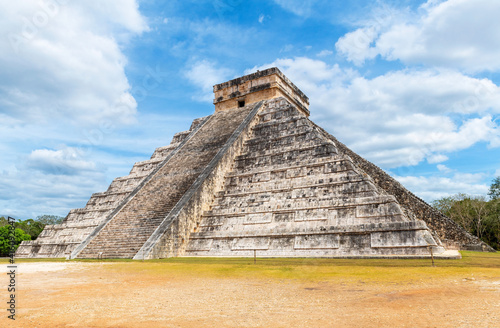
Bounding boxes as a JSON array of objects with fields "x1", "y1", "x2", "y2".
[
  {"x1": 16, "y1": 67, "x2": 493, "y2": 259},
  {"x1": 213, "y1": 67, "x2": 310, "y2": 116}
]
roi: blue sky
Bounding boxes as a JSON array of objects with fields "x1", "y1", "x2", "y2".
[{"x1": 1, "y1": 0, "x2": 499, "y2": 219}]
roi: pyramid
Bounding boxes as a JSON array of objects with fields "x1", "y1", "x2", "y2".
[{"x1": 16, "y1": 68, "x2": 493, "y2": 259}]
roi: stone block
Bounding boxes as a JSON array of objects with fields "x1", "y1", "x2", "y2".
[
  {"x1": 371, "y1": 230, "x2": 437, "y2": 248},
  {"x1": 244, "y1": 213, "x2": 272, "y2": 225},
  {"x1": 231, "y1": 237, "x2": 271, "y2": 250},
  {"x1": 186, "y1": 239, "x2": 213, "y2": 251},
  {"x1": 294, "y1": 234, "x2": 339, "y2": 249}
]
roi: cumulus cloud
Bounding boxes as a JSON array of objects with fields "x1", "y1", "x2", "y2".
[
  {"x1": 336, "y1": 0, "x2": 500, "y2": 72},
  {"x1": 26, "y1": 148, "x2": 97, "y2": 175},
  {"x1": 316, "y1": 50, "x2": 333, "y2": 57},
  {"x1": 249, "y1": 57, "x2": 500, "y2": 168},
  {"x1": 427, "y1": 154, "x2": 449, "y2": 164},
  {"x1": 336, "y1": 27, "x2": 379, "y2": 65},
  {"x1": 437, "y1": 164, "x2": 452, "y2": 173},
  {"x1": 0, "y1": 163, "x2": 108, "y2": 219},
  {"x1": 0, "y1": 0, "x2": 148, "y2": 219},
  {"x1": 0, "y1": 0, "x2": 147, "y2": 125},
  {"x1": 394, "y1": 173, "x2": 489, "y2": 202},
  {"x1": 184, "y1": 60, "x2": 233, "y2": 102}
]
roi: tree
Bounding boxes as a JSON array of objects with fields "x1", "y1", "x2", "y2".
[
  {"x1": 431, "y1": 196, "x2": 456, "y2": 215},
  {"x1": 489, "y1": 177, "x2": 500, "y2": 200},
  {"x1": 432, "y1": 193, "x2": 500, "y2": 250},
  {"x1": 0, "y1": 226, "x2": 31, "y2": 257},
  {"x1": 485, "y1": 199, "x2": 500, "y2": 250},
  {"x1": 35, "y1": 214, "x2": 64, "y2": 226},
  {"x1": 0, "y1": 215, "x2": 64, "y2": 240},
  {"x1": 433, "y1": 194, "x2": 480, "y2": 233},
  {"x1": 469, "y1": 196, "x2": 488, "y2": 239},
  {"x1": 15, "y1": 219, "x2": 45, "y2": 240}
]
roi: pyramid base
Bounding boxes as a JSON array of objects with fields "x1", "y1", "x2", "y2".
[{"x1": 178, "y1": 249, "x2": 461, "y2": 260}]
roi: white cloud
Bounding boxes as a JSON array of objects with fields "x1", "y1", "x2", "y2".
[
  {"x1": 437, "y1": 164, "x2": 452, "y2": 173},
  {"x1": 247, "y1": 57, "x2": 355, "y2": 89},
  {"x1": 316, "y1": 50, "x2": 333, "y2": 57},
  {"x1": 273, "y1": 0, "x2": 317, "y2": 17},
  {"x1": 336, "y1": 27, "x2": 379, "y2": 65},
  {"x1": 336, "y1": 0, "x2": 500, "y2": 72},
  {"x1": 184, "y1": 60, "x2": 233, "y2": 102},
  {"x1": 394, "y1": 173, "x2": 489, "y2": 202},
  {"x1": 249, "y1": 57, "x2": 500, "y2": 169},
  {"x1": 428, "y1": 154, "x2": 448, "y2": 164},
  {"x1": 0, "y1": 1, "x2": 148, "y2": 219},
  {"x1": 258, "y1": 14, "x2": 265, "y2": 23},
  {"x1": 0, "y1": 0, "x2": 147, "y2": 125},
  {"x1": 27, "y1": 148, "x2": 97, "y2": 175},
  {"x1": 0, "y1": 164, "x2": 108, "y2": 219},
  {"x1": 495, "y1": 169, "x2": 500, "y2": 177}
]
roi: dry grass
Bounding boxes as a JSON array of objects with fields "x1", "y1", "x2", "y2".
[
  {"x1": 89, "y1": 251, "x2": 500, "y2": 283},
  {"x1": 1, "y1": 251, "x2": 499, "y2": 327}
]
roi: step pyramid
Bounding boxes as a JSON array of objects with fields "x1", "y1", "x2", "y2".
[{"x1": 16, "y1": 67, "x2": 492, "y2": 259}]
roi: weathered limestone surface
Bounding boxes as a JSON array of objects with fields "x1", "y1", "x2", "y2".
[
  {"x1": 73, "y1": 104, "x2": 256, "y2": 259},
  {"x1": 15, "y1": 117, "x2": 208, "y2": 258},
  {"x1": 311, "y1": 125, "x2": 493, "y2": 252},
  {"x1": 214, "y1": 67, "x2": 310, "y2": 116},
  {"x1": 135, "y1": 101, "x2": 263, "y2": 259},
  {"x1": 17, "y1": 67, "x2": 491, "y2": 259},
  {"x1": 184, "y1": 98, "x2": 447, "y2": 257}
]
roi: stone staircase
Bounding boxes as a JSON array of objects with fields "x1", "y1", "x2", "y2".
[
  {"x1": 74, "y1": 105, "x2": 255, "y2": 259},
  {"x1": 17, "y1": 66, "x2": 488, "y2": 259},
  {"x1": 15, "y1": 117, "x2": 208, "y2": 258}
]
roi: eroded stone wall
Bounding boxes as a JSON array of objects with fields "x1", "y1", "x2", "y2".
[
  {"x1": 184, "y1": 98, "x2": 446, "y2": 258},
  {"x1": 312, "y1": 124, "x2": 494, "y2": 252}
]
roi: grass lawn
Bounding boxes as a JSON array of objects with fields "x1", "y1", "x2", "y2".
[
  {"x1": 1, "y1": 251, "x2": 499, "y2": 327},
  {"x1": 3, "y1": 251, "x2": 499, "y2": 283}
]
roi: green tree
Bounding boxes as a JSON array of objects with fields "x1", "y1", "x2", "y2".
[
  {"x1": 484, "y1": 199, "x2": 500, "y2": 249},
  {"x1": 35, "y1": 214, "x2": 64, "y2": 225},
  {"x1": 0, "y1": 215, "x2": 64, "y2": 241},
  {"x1": 0, "y1": 226, "x2": 31, "y2": 257},
  {"x1": 431, "y1": 196, "x2": 459, "y2": 216},
  {"x1": 433, "y1": 193, "x2": 500, "y2": 250},
  {"x1": 489, "y1": 177, "x2": 500, "y2": 200},
  {"x1": 15, "y1": 219, "x2": 45, "y2": 240}
]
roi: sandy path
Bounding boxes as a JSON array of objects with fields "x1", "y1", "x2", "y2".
[{"x1": 1, "y1": 262, "x2": 499, "y2": 328}]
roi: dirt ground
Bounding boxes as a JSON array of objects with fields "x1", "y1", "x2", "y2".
[{"x1": 1, "y1": 258, "x2": 500, "y2": 328}]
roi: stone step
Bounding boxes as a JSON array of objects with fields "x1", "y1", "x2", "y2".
[
  {"x1": 236, "y1": 140, "x2": 337, "y2": 160},
  {"x1": 242, "y1": 138, "x2": 334, "y2": 159},
  {"x1": 224, "y1": 156, "x2": 349, "y2": 178},
  {"x1": 257, "y1": 102, "x2": 296, "y2": 116},
  {"x1": 223, "y1": 170, "x2": 365, "y2": 192},
  {"x1": 252, "y1": 113, "x2": 307, "y2": 129},
  {"x1": 75, "y1": 104, "x2": 255, "y2": 259},
  {"x1": 243, "y1": 130, "x2": 321, "y2": 150}
]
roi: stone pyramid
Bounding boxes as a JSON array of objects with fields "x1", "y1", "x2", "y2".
[{"x1": 16, "y1": 68, "x2": 492, "y2": 259}]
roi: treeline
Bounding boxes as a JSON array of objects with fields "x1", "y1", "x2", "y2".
[
  {"x1": 432, "y1": 177, "x2": 500, "y2": 250},
  {"x1": 0, "y1": 215, "x2": 64, "y2": 256}
]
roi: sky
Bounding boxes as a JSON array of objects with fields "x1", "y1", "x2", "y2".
[{"x1": 1, "y1": 0, "x2": 499, "y2": 220}]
